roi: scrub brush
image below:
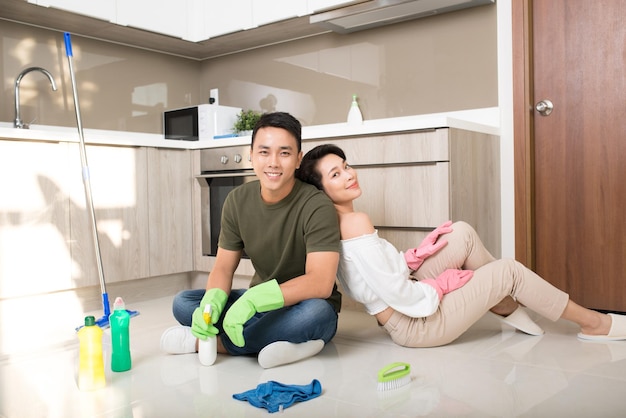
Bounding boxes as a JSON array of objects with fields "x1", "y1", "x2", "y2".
[{"x1": 376, "y1": 362, "x2": 411, "y2": 391}]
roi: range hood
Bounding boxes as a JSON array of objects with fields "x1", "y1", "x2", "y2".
[{"x1": 310, "y1": 0, "x2": 495, "y2": 33}]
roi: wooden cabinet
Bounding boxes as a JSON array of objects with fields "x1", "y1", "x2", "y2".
[
  {"x1": 146, "y1": 148, "x2": 193, "y2": 276},
  {"x1": 68, "y1": 144, "x2": 150, "y2": 287},
  {"x1": 0, "y1": 140, "x2": 194, "y2": 297},
  {"x1": 302, "y1": 128, "x2": 501, "y2": 257},
  {"x1": 70, "y1": 145, "x2": 193, "y2": 284},
  {"x1": 354, "y1": 164, "x2": 450, "y2": 228}
]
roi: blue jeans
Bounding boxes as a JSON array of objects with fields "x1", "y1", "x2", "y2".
[{"x1": 172, "y1": 288, "x2": 338, "y2": 356}]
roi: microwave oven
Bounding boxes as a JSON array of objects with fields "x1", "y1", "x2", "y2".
[{"x1": 163, "y1": 104, "x2": 242, "y2": 141}]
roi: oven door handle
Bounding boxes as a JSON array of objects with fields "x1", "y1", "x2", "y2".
[{"x1": 196, "y1": 171, "x2": 256, "y2": 179}]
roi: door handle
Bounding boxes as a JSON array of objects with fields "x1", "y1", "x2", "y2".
[{"x1": 535, "y1": 99, "x2": 554, "y2": 116}]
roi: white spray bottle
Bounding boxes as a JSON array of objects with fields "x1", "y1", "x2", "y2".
[
  {"x1": 347, "y1": 94, "x2": 363, "y2": 125},
  {"x1": 198, "y1": 305, "x2": 217, "y2": 366}
]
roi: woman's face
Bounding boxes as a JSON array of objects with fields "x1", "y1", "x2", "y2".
[{"x1": 316, "y1": 153, "x2": 362, "y2": 205}]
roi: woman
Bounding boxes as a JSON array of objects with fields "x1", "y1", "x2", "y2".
[{"x1": 296, "y1": 144, "x2": 626, "y2": 347}]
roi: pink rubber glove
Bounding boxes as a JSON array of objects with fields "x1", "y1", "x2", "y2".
[
  {"x1": 421, "y1": 269, "x2": 474, "y2": 300},
  {"x1": 404, "y1": 221, "x2": 454, "y2": 271}
]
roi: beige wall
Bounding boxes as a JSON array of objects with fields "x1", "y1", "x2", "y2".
[
  {"x1": 200, "y1": 5, "x2": 497, "y2": 126},
  {"x1": 1, "y1": 20, "x2": 200, "y2": 133},
  {"x1": 1, "y1": 3, "x2": 496, "y2": 132}
]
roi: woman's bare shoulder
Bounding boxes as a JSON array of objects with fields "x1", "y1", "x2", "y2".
[{"x1": 339, "y1": 211, "x2": 375, "y2": 240}]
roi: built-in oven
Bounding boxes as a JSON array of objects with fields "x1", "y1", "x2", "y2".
[{"x1": 196, "y1": 146, "x2": 256, "y2": 257}]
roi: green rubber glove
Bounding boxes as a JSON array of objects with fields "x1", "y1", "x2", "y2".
[
  {"x1": 191, "y1": 288, "x2": 228, "y2": 340},
  {"x1": 223, "y1": 279, "x2": 285, "y2": 347}
]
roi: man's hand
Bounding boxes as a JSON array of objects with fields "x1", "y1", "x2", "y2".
[
  {"x1": 404, "y1": 221, "x2": 453, "y2": 270},
  {"x1": 191, "y1": 288, "x2": 228, "y2": 340},
  {"x1": 223, "y1": 279, "x2": 285, "y2": 347}
]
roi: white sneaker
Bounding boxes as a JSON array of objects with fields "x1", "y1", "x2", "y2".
[
  {"x1": 160, "y1": 326, "x2": 197, "y2": 354},
  {"x1": 257, "y1": 340, "x2": 325, "y2": 369},
  {"x1": 495, "y1": 307, "x2": 544, "y2": 336}
]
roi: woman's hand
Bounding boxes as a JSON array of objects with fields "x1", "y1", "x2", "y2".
[
  {"x1": 420, "y1": 269, "x2": 474, "y2": 300},
  {"x1": 404, "y1": 220, "x2": 453, "y2": 270}
]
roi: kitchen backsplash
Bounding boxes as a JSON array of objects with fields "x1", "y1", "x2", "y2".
[{"x1": 0, "y1": 4, "x2": 496, "y2": 133}]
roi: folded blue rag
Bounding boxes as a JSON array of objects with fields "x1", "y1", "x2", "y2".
[{"x1": 232, "y1": 379, "x2": 322, "y2": 413}]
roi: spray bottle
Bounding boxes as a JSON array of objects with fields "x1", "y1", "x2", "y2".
[
  {"x1": 198, "y1": 305, "x2": 217, "y2": 366},
  {"x1": 110, "y1": 297, "x2": 132, "y2": 372},
  {"x1": 347, "y1": 94, "x2": 363, "y2": 125},
  {"x1": 77, "y1": 315, "x2": 106, "y2": 390}
]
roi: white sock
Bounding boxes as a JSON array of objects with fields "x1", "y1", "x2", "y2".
[
  {"x1": 257, "y1": 340, "x2": 325, "y2": 369},
  {"x1": 160, "y1": 326, "x2": 197, "y2": 354}
]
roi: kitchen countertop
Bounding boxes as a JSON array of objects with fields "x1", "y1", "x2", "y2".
[{"x1": 0, "y1": 107, "x2": 499, "y2": 149}]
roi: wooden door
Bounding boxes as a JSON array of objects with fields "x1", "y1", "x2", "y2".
[{"x1": 514, "y1": 0, "x2": 626, "y2": 311}]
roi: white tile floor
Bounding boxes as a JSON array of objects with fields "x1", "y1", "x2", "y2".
[{"x1": 2, "y1": 294, "x2": 626, "y2": 418}]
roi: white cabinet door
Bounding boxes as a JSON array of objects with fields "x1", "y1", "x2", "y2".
[
  {"x1": 253, "y1": 0, "x2": 307, "y2": 27},
  {"x1": 117, "y1": 0, "x2": 189, "y2": 38},
  {"x1": 201, "y1": 0, "x2": 254, "y2": 39},
  {"x1": 0, "y1": 141, "x2": 72, "y2": 297},
  {"x1": 307, "y1": 0, "x2": 359, "y2": 14},
  {"x1": 28, "y1": 0, "x2": 116, "y2": 22}
]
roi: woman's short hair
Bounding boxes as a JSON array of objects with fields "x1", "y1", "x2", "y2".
[{"x1": 296, "y1": 144, "x2": 346, "y2": 190}]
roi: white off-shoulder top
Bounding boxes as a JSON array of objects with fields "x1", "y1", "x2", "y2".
[{"x1": 337, "y1": 231, "x2": 440, "y2": 318}]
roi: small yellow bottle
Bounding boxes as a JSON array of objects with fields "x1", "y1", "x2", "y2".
[{"x1": 78, "y1": 315, "x2": 106, "y2": 390}]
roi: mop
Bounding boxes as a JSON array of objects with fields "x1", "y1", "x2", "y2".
[{"x1": 64, "y1": 32, "x2": 139, "y2": 330}]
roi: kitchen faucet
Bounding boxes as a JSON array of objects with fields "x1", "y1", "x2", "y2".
[{"x1": 14, "y1": 67, "x2": 58, "y2": 129}]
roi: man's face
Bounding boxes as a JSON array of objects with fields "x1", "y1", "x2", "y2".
[{"x1": 250, "y1": 126, "x2": 303, "y2": 204}]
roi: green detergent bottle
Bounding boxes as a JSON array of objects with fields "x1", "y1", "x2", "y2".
[{"x1": 110, "y1": 297, "x2": 132, "y2": 372}]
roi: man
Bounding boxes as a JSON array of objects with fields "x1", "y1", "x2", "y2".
[{"x1": 160, "y1": 112, "x2": 341, "y2": 368}]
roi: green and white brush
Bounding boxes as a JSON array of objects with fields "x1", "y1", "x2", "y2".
[{"x1": 376, "y1": 362, "x2": 411, "y2": 391}]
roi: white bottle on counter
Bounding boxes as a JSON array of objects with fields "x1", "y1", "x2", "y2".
[
  {"x1": 198, "y1": 305, "x2": 217, "y2": 366},
  {"x1": 347, "y1": 94, "x2": 363, "y2": 125}
]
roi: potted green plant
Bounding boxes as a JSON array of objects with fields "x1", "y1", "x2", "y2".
[{"x1": 234, "y1": 109, "x2": 262, "y2": 136}]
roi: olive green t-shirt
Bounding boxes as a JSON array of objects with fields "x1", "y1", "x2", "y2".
[{"x1": 218, "y1": 179, "x2": 342, "y2": 312}]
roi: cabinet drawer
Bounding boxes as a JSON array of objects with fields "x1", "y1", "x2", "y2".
[
  {"x1": 303, "y1": 129, "x2": 449, "y2": 164},
  {"x1": 354, "y1": 163, "x2": 449, "y2": 228}
]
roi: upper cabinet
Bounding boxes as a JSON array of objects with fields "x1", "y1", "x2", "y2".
[
  {"x1": 28, "y1": 0, "x2": 116, "y2": 22},
  {"x1": 28, "y1": 0, "x2": 361, "y2": 42},
  {"x1": 252, "y1": 0, "x2": 307, "y2": 27},
  {"x1": 307, "y1": 0, "x2": 359, "y2": 14},
  {"x1": 196, "y1": 0, "x2": 254, "y2": 40},
  {"x1": 117, "y1": 0, "x2": 190, "y2": 39}
]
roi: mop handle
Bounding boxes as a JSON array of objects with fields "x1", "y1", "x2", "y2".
[
  {"x1": 64, "y1": 33, "x2": 86, "y2": 151},
  {"x1": 64, "y1": 33, "x2": 109, "y2": 316}
]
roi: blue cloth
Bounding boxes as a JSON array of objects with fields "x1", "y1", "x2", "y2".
[{"x1": 232, "y1": 379, "x2": 322, "y2": 413}]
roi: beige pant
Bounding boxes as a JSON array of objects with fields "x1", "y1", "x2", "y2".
[{"x1": 382, "y1": 221, "x2": 569, "y2": 347}]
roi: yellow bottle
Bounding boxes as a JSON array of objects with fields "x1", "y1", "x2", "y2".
[{"x1": 78, "y1": 315, "x2": 106, "y2": 390}]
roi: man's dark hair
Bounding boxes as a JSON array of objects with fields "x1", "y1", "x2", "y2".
[
  {"x1": 251, "y1": 112, "x2": 302, "y2": 151},
  {"x1": 296, "y1": 144, "x2": 347, "y2": 190}
]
